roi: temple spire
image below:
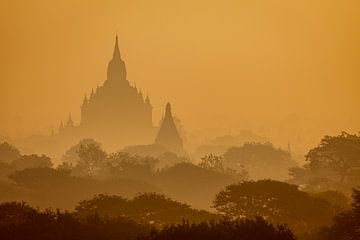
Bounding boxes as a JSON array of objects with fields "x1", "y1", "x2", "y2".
[
  {"x1": 67, "y1": 113, "x2": 74, "y2": 127},
  {"x1": 113, "y1": 34, "x2": 121, "y2": 59},
  {"x1": 165, "y1": 103, "x2": 172, "y2": 118},
  {"x1": 59, "y1": 121, "x2": 64, "y2": 132},
  {"x1": 106, "y1": 34, "x2": 127, "y2": 82},
  {"x1": 145, "y1": 95, "x2": 151, "y2": 105},
  {"x1": 155, "y1": 103, "x2": 185, "y2": 156}
]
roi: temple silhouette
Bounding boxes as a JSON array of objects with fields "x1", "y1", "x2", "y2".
[
  {"x1": 57, "y1": 35, "x2": 185, "y2": 155},
  {"x1": 58, "y1": 35, "x2": 155, "y2": 148},
  {"x1": 155, "y1": 103, "x2": 185, "y2": 156}
]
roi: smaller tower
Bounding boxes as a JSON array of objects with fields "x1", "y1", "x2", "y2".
[
  {"x1": 82, "y1": 94, "x2": 88, "y2": 106},
  {"x1": 145, "y1": 95, "x2": 151, "y2": 106},
  {"x1": 58, "y1": 121, "x2": 64, "y2": 133},
  {"x1": 138, "y1": 89, "x2": 144, "y2": 102},
  {"x1": 155, "y1": 103, "x2": 185, "y2": 156},
  {"x1": 66, "y1": 114, "x2": 74, "y2": 127}
]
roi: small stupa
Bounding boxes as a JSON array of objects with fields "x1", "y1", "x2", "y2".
[{"x1": 155, "y1": 103, "x2": 185, "y2": 156}]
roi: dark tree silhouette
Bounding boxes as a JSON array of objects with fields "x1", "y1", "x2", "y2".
[
  {"x1": 75, "y1": 194, "x2": 129, "y2": 218},
  {"x1": 311, "y1": 190, "x2": 350, "y2": 213},
  {"x1": 6, "y1": 166, "x2": 158, "y2": 210},
  {"x1": 0, "y1": 200, "x2": 297, "y2": 240},
  {"x1": 214, "y1": 180, "x2": 335, "y2": 233},
  {"x1": 9, "y1": 167, "x2": 71, "y2": 189},
  {"x1": 0, "y1": 201, "x2": 147, "y2": 240},
  {"x1": 319, "y1": 188, "x2": 360, "y2": 240},
  {"x1": 139, "y1": 217, "x2": 296, "y2": 240},
  {"x1": 306, "y1": 132, "x2": 360, "y2": 184},
  {"x1": 75, "y1": 193, "x2": 218, "y2": 227},
  {"x1": 11, "y1": 154, "x2": 53, "y2": 170}
]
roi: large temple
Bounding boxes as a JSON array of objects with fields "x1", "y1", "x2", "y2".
[{"x1": 59, "y1": 36, "x2": 155, "y2": 148}]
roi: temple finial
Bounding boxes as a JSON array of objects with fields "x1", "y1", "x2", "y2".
[
  {"x1": 113, "y1": 34, "x2": 121, "y2": 59},
  {"x1": 165, "y1": 103, "x2": 172, "y2": 116}
]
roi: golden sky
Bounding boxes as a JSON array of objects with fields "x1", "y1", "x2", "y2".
[{"x1": 0, "y1": 0, "x2": 359, "y2": 137}]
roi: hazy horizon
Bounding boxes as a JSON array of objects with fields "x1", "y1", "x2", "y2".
[
  {"x1": 1, "y1": 3, "x2": 360, "y2": 239},
  {"x1": 1, "y1": 0, "x2": 359, "y2": 149}
]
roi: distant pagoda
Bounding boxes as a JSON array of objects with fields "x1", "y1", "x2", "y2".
[{"x1": 155, "y1": 103, "x2": 185, "y2": 156}]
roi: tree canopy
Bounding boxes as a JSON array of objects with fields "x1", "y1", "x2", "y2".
[
  {"x1": 305, "y1": 132, "x2": 360, "y2": 184},
  {"x1": 319, "y1": 188, "x2": 360, "y2": 240},
  {"x1": 0, "y1": 201, "x2": 147, "y2": 240},
  {"x1": 223, "y1": 143, "x2": 297, "y2": 180},
  {"x1": 139, "y1": 217, "x2": 296, "y2": 240},
  {"x1": 11, "y1": 154, "x2": 52, "y2": 170},
  {"x1": 75, "y1": 193, "x2": 218, "y2": 227},
  {"x1": 213, "y1": 180, "x2": 335, "y2": 233}
]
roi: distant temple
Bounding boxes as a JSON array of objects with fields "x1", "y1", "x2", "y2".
[
  {"x1": 155, "y1": 103, "x2": 185, "y2": 156},
  {"x1": 58, "y1": 36, "x2": 155, "y2": 147}
]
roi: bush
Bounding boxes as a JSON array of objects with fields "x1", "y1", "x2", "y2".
[
  {"x1": 0, "y1": 201, "x2": 147, "y2": 240},
  {"x1": 139, "y1": 217, "x2": 296, "y2": 240}
]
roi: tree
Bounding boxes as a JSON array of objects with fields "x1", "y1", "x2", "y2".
[
  {"x1": 75, "y1": 143, "x2": 107, "y2": 176},
  {"x1": 311, "y1": 190, "x2": 350, "y2": 213},
  {"x1": 0, "y1": 201, "x2": 147, "y2": 240},
  {"x1": 319, "y1": 188, "x2": 360, "y2": 240},
  {"x1": 305, "y1": 132, "x2": 360, "y2": 184},
  {"x1": 11, "y1": 154, "x2": 52, "y2": 170},
  {"x1": 199, "y1": 154, "x2": 248, "y2": 180},
  {"x1": 156, "y1": 162, "x2": 241, "y2": 210},
  {"x1": 75, "y1": 194, "x2": 129, "y2": 218},
  {"x1": 104, "y1": 152, "x2": 158, "y2": 180},
  {"x1": 61, "y1": 138, "x2": 102, "y2": 165},
  {"x1": 0, "y1": 142, "x2": 20, "y2": 164},
  {"x1": 223, "y1": 143, "x2": 297, "y2": 180},
  {"x1": 199, "y1": 154, "x2": 225, "y2": 172},
  {"x1": 213, "y1": 180, "x2": 335, "y2": 233},
  {"x1": 9, "y1": 167, "x2": 71, "y2": 189},
  {"x1": 138, "y1": 217, "x2": 296, "y2": 240},
  {"x1": 75, "y1": 193, "x2": 218, "y2": 227}
]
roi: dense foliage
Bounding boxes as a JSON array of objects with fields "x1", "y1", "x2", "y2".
[
  {"x1": 289, "y1": 132, "x2": 360, "y2": 193},
  {"x1": 139, "y1": 217, "x2": 296, "y2": 240},
  {"x1": 0, "y1": 201, "x2": 148, "y2": 240},
  {"x1": 0, "y1": 133, "x2": 358, "y2": 240},
  {"x1": 318, "y1": 188, "x2": 360, "y2": 240},
  {"x1": 223, "y1": 143, "x2": 297, "y2": 180},
  {"x1": 75, "y1": 193, "x2": 219, "y2": 226},
  {"x1": 214, "y1": 180, "x2": 336, "y2": 233},
  {"x1": 0, "y1": 201, "x2": 296, "y2": 240}
]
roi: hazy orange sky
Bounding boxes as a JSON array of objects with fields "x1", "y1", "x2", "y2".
[{"x1": 0, "y1": 0, "x2": 359, "y2": 138}]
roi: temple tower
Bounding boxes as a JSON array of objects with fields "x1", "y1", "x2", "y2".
[{"x1": 155, "y1": 103, "x2": 185, "y2": 155}]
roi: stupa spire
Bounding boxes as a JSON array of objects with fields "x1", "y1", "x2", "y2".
[
  {"x1": 155, "y1": 103, "x2": 185, "y2": 155},
  {"x1": 113, "y1": 34, "x2": 121, "y2": 59},
  {"x1": 145, "y1": 95, "x2": 151, "y2": 105},
  {"x1": 67, "y1": 113, "x2": 74, "y2": 127},
  {"x1": 106, "y1": 34, "x2": 127, "y2": 82}
]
